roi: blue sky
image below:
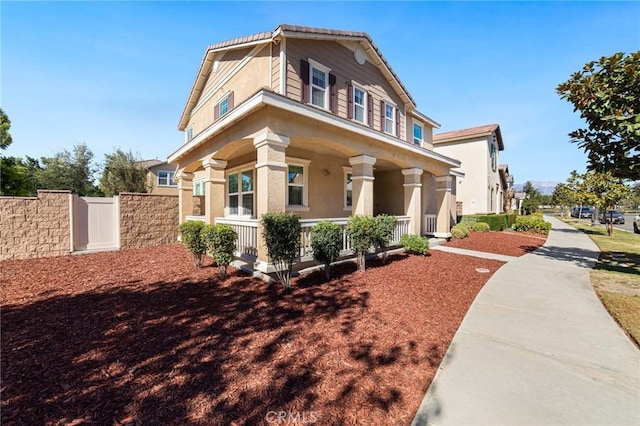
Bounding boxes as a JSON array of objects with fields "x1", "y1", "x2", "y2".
[{"x1": 2, "y1": 1, "x2": 638, "y2": 184}]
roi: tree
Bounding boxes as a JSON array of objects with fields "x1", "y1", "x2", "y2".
[
  {"x1": 521, "y1": 181, "x2": 542, "y2": 215},
  {"x1": 346, "y1": 214, "x2": 376, "y2": 271},
  {"x1": 0, "y1": 108, "x2": 12, "y2": 149},
  {"x1": 179, "y1": 220, "x2": 207, "y2": 268},
  {"x1": 37, "y1": 143, "x2": 99, "y2": 195},
  {"x1": 551, "y1": 183, "x2": 575, "y2": 216},
  {"x1": 202, "y1": 224, "x2": 237, "y2": 280},
  {"x1": 0, "y1": 156, "x2": 40, "y2": 196},
  {"x1": 372, "y1": 214, "x2": 397, "y2": 264},
  {"x1": 557, "y1": 52, "x2": 640, "y2": 180},
  {"x1": 568, "y1": 171, "x2": 630, "y2": 235},
  {"x1": 100, "y1": 149, "x2": 148, "y2": 196},
  {"x1": 310, "y1": 221, "x2": 343, "y2": 280}
]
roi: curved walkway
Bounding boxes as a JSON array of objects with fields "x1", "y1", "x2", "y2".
[{"x1": 413, "y1": 216, "x2": 640, "y2": 425}]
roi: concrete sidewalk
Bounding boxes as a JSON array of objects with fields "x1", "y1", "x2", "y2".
[{"x1": 413, "y1": 216, "x2": 640, "y2": 426}]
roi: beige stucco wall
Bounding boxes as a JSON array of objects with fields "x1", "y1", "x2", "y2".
[
  {"x1": 119, "y1": 193, "x2": 179, "y2": 249},
  {"x1": 434, "y1": 136, "x2": 502, "y2": 215},
  {"x1": 0, "y1": 190, "x2": 71, "y2": 261}
]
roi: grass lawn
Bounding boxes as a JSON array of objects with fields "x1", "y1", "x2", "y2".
[{"x1": 563, "y1": 218, "x2": 640, "y2": 346}]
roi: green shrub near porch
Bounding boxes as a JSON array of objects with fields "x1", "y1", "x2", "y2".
[{"x1": 461, "y1": 213, "x2": 517, "y2": 231}]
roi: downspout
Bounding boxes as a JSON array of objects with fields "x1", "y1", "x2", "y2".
[{"x1": 279, "y1": 37, "x2": 287, "y2": 96}]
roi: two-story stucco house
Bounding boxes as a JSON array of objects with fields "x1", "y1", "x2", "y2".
[
  {"x1": 168, "y1": 24, "x2": 461, "y2": 273},
  {"x1": 433, "y1": 124, "x2": 508, "y2": 216}
]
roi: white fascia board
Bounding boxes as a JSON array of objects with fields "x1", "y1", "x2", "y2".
[{"x1": 409, "y1": 109, "x2": 441, "y2": 129}]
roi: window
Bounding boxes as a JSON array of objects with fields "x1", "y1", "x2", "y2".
[
  {"x1": 157, "y1": 170, "x2": 177, "y2": 187},
  {"x1": 353, "y1": 86, "x2": 366, "y2": 123},
  {"x1": 413, "y1": 122, "x2": 423, "y2": 146},
  {"x1": 227, "y1": 169, "x2": 253, "y2": 216},
  {"x1": 309, "y1": 60, "x2": 330, "y2": 109},
  {"x1": 214, "y1": 91, "x2": 234, "y2": 121},
  {"x1": 194, "y1": 179, "x2": 206, "y2": 196},
  {"x1": 186, "y1": 126, "x2": 194, "y2": 142},
  {"x1": 384, "y1": 102, "x2": 395, "y2": 135},
  {"x1": 286, "y1": 158, "x2": 310, "y2": 209},
  {"x1": 218, "y1": 95, "x2": 229, "y2": 117},
  {"x1": 344, "y1": 167, "x2": 353, "y2": 210}
]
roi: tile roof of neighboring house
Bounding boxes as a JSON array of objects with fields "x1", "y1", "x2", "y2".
[
  {"x1": 433, "y1": 123, "x2": 504, "y2": 150},
  {"x1": 179, "y1": 23, "x2": 422, "y2": 130},
  {"x1": 136, "y1": 159, "x2": 164, "y2": 169}
]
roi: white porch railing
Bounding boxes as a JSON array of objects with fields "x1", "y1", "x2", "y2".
[
  {"x1": 299, "y1": 217, "x2": 351, "y2": 261},
  {"x1": 424, "y1": 214, "x2": 437, "y2": 235},
  {"x1": 393, "y1": 216, "x2": 411, "y2": 243},
  {"x1": 214, "y1": 217, "x2": 258, "y2": 258}
]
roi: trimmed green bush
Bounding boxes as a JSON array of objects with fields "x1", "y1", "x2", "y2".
[
  {"x1": 471, "y1": 222, "x2": 491, "y2": 232},
  {"x1": 347, "y1": 214, "x2": 376, "y2": 271},
  {"x1": 179, "y1": 220, "x2": 207, "y2": 268},
  {"x1": 400, "y1": 234, "x2": 429, "y2": 255},
  {"x1": 459, "y1": 215, "x2": 479, "y2": 225},
  {"x1": 476, "y1": 214, "x2": 508, "y2": 231},
  {"x1": 202, "y1": 224, "x2": 237, "y2": 280},
  {"x1": 311, "y1": 221, "x2": 343, "y2": 280},
  {"x1": 514, "y1": 216, "x2": 551, "y2": 234},
  {"x1": 450, "y1": 226, "x2": 467, "y2": 239},
  {"x1": 261, "y1": 212, "x2": 301, "y2": 292},
  {"x1": 373, "y1": 214, "x2": 398, "y2": 264}
]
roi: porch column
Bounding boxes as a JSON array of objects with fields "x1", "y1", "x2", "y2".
[
  {"x1": 176, "y1": 171, "x2": 193, "y2": 224},
  {"x1": 349, "y1": 155, "x2": 376, "y2": 216},
  {"x1": 402, "y1": 168, "x2": 423, "y2": 235},
  {"x1": 202, "y1": 158, "x2": 227, "y2": 224},
  {"x1": 435, "y1": 175, "x2": 453, "y2": 238},
  {"x1": 254, "y1": 132, "x2": 290, "y2": 269}
]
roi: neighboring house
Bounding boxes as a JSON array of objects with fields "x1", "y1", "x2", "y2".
[
  {"x1": 168, "y1": 24, "x2": 461, "y2": 273},
  {"x1": 138, "y1": 160, "x2": 179, "y2": 196},
  {"x1": 433, "y1": 124, "x2": 506, "y2": 216},
  {"x1": 499, "y1": 164, "x2": 515, "y2": 212}
]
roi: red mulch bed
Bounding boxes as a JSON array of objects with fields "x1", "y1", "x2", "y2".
[
  {"x1": 1, "y1": 244, "x2": 505, "y2": 425},
  {"x1": 443, "y1": 230, "x2": 548, "y2": 257}
]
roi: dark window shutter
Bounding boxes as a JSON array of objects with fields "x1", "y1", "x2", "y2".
[
  {"x1": 367, "y1": 92, "x2": 373, "y2": 126},
  {"x1": 329, "y1": 73, "x2": 337, "y2": 114},
  {"x1": 380, "y1": 100, "x2": 385, "y2": 132},
  {"x1": 214, "y1": 103, "x2": 219, "y2": 121},
  {"x1": 347, "y1": 82, "x2": 354, "y2": 119},
  {"x1": 300, "y1": 59, "x2": 310, "y2": 103},
  {"x1": 228, "y1": 91, "x2": 234, "y2": 110},
  {"x1": 395, "y1": 108, "x2": 401, "y2": 137}
]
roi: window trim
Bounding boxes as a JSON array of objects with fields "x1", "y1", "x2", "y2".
[
  {"x1": 383, "y1": 101, "x2": 396, "y2": 136},
  {"x1": 343, "y1": 166, "x2": 353, "y2": 211},
  {"x1": 226, "y1": 164, "x2": 254, "y2": 217},
  {"x1": 286, "y1": 157, "x2": 311, "y2": 211},
  {"x1": 352, "y1": 82, "x2": 367, "y2": 124},
  {"x1": 157, "y1": 170, "x2": 177, "y2": 187},
  {"x1": 308, "y1": 59, "x2": 331, "y2": 111},
  {"x1": 217, "y1": 92, "x2": 231, "y2": 118},
  {"x1": 186, "y1": 126, "x2": 194, "y2": 143},
  {"x1": 413, "y1": 121, "x2": 424, "y2": 146},
  {"x1": 193, "y1": 178, "x2": 206, "y2": 196}
]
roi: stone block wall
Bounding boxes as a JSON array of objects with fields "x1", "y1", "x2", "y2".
[
  {"x1": 0, "y1": 190, "x2": 71, "y2": 260},
  {"x1": 119, "y1": 193, "x2": 179, "y2": 249}
]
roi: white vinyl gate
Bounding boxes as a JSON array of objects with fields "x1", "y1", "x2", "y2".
[{"x1": 72, "y1": 196, "x2": 119, "y2": 252}]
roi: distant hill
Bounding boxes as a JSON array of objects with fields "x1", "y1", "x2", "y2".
[{"x1": 513, "y1": 181, "x2": 560, "y2": 195}]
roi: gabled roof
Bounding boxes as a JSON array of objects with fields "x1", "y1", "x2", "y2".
[
  {"x1": 178, "y1": 24, "x2": 418, "y2": 130},
  {"x1": 135, "y1": 159, "x2": 163, "y2": 169},
  {"x1": 433, "y1": 123, "x2": 504, "y2": 150}
]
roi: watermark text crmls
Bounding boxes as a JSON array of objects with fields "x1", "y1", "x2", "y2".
[{"x1": 265, "y1": 410, "x2": 318, "y2": 424}]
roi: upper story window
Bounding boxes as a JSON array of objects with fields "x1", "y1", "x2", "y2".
[
  {"x1": 227, "y1": 168, "x2": 253, "y2": 216},
  {"x1": 383, "y1": 101, "x2": 396, "y2": 135},
  {"x1": 353, "y1": 85, "x2": 366, "y2": 123},
  {"x1": 301, "y1": 59, "x2": 336, "y2": 113},
  {"x1": 157, "y1": 170, "x2": 177, "y2": 187},
  {"x1": 186, "y1": 126, "x2": 194, "y2": 142},
  {"x1": 413, "y1": 122, "x2": 424, "y2": 146},
  {"x1": 214, "y1": 91, "x2": 234, "y2": 121}
]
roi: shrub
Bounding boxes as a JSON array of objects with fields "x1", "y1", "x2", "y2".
[
  {"x1": 476, "y1": 214, "x2": 509, "y2": 231},
  {"x1": 459, "y1": 215, "x2": 479, "y2": 225},
  {"x1": 455, "y1": 222, "x2": 470, "y2": 233},
  {"x1": 179, "y1": 220, "x2": 207, "y2": 268},
  {"x1": 450, "y1": 226, "x2": 467, "y2": 239},
  {"x1": 400, "y1": 234, "x2": 429, "y2": 255},
  {"x1": 311, "y1": 221, "x2": 343, "y2": 280},
  {"x1": 451, "y1": 224, "x2": 469, "y2": 238},
  {"x1": 514, "y1": 216, "x2": 551, "y2": 234},
  {"x1": 373, "y1": 214, "x2": 398, "y2": 264},
  {"x1": 261, "y1": 212, "x2": 301, "y2": 292},
  {"x1": 347, "y1": 214, "x2": 376, "y2": 271},
  {"x1": 471, "y1": 222, "x2": 491, "y2": 232},
  {"x1": 202, "y1": 224, "x2": 237, "y2": 280}
]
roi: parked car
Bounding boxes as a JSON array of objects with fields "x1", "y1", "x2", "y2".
[
  {"x1": 571, "y1": 206, "x2": 593, "y2": 219},
  {"x1": 634, "y1": 213, "x2": 640, "y2": 234},
  {"x1": 599, "y1": 210, "x2": 625, "y2": 225}
]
